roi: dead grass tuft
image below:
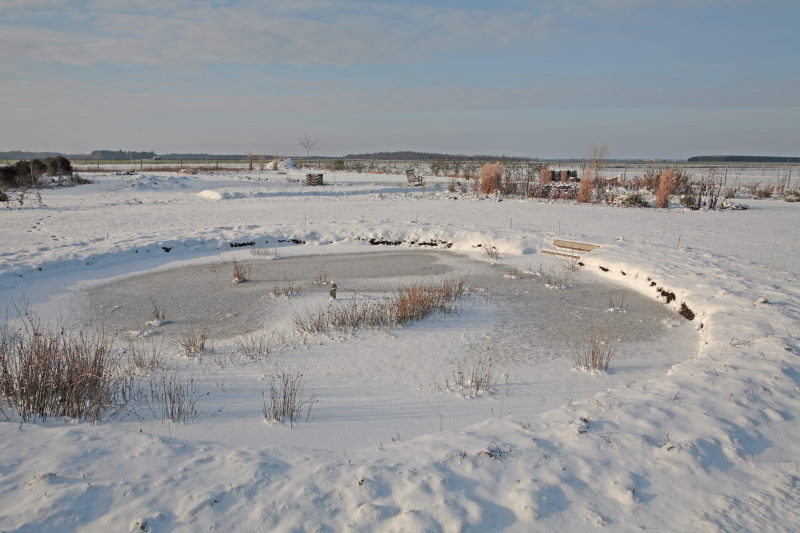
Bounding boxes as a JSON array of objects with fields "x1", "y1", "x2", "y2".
[
  {"x1": 262, "y1": 367, "x2": 315, "y2": 426},
  {"x1": 232, "y1": 260, "x2": 252, "y2": 283},
  {"x1": 178, "y1": 329, "x2": 209, "y2": 356}
]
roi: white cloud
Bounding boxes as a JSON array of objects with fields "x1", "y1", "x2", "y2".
[{"x1": 0, "y1": 1, "x2": 556, "y2": 67}]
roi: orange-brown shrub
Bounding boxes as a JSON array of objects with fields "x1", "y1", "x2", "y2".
[
  {"x1": 479, "y1": 162, "x2": 504, "y2": 194},
  {"x1": 577, "y1": 174, "x2": 593, "y2": 203},
  {"x1": 656, "y1": 170, "x2": 676, "y2": 208},
  {"x1": 560, "y1": 169, "x2": 569, "y2": 182},
  {"x1": 540, "y1": 167, "x2": 551, "y2": 184}
]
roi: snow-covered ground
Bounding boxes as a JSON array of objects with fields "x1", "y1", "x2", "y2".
[{"x1": 1, "y1": 168, "x2": 798, "y2": 532}]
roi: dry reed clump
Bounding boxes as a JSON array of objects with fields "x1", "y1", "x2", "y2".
[
  {"x1": 262, "y1": 367, "x2": 315, "y2": 426},
  {"x1": 178, "y1": 329, "x2": 209, "y2": 356},
  {"x1": 540, "y1": 167, "x2": 552, "y2": 184},
  {"x1": 232, "y1": 260, "x2": 252, "y2": 283},
  {"x1": 656, "y1": 170, "x2": 676, "y2": 209},
  {"x1": 0, "y1": 319, "x2": 119, "y2": 422},
  {"x1": 293, "y1": 276, "x2": 468, "y2": 334},
  {"x1": 479, "y1": 162, "x2": 504, "y2": 194},
  {"x1": 573, "y1": 329, "x2": 616, "y2": 372},
  {"x1": 577, "y1": 173, "x2": 594, "y2": 203},
  {"x1": 270, "y1": 155, "x2": 281, "y2": 170},
  {"x1": 247, "y1": 153, "x2": 254, "y2": 171}
]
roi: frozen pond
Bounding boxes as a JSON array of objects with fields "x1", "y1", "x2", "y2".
[{"x1": 76, "y1": 250, "x2": 699, "y2": 450}]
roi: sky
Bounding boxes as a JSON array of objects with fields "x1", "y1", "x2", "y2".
[{"x1": 0, "y1": 0, "x2": 798, "y2": 159}]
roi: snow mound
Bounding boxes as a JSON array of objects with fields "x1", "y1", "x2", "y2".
[
  {"x1": 277, "y1": 157, "x2": 299, "y2": 170},
  {"x1": 198, "y1": 189, "x2": 223, "y2": 200}
]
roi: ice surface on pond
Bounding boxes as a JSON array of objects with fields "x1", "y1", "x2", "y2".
[{"x1": 77, "y1": 251, "x2": 697, "y2": 450}]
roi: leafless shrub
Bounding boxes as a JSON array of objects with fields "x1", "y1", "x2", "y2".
[
  {"x1": 247, "y1": 153, "x2": 254, "y2": 171},
  {"x1": 446, "y1": 354, "x2": 496, "y2": 398},
  {"x1": 479, "y1": 162, "x2": 504, "y2": 194},
  {"x1": 573, "y1": 329, "x2": 616, "y2": 372},
  {"x1": 179, "y1": 329, "x2": 209, "y2": 356},
  {"x1": 447, "y1": 178, "x2": 457, "y2": 193},
  {"x1": 270, "y1": 283, "x2": 301, "y2": 297},
  {"x1": 262, "y1": 367, "x2": 314, "y2": 426},
  {"x1": 270, "y1": 155, "x2": 280, "y2": 171},
  {"x1": 0, "y1": 319, "x2": 119, "y2": 422},
  {"x1": 293, "y1": 307, "x2": 329, "y2": 334},
  {"x1": 144, "y1": 372, "x2": 198, "y2": 422},
  {"x1": 235, "y1": 333, "x2": 273, "y2": 360},
  {"x1": 232, "y1": 260, "x2": 252, "y2": 283},
  {"x1": 258, "y1": 154, "x2": 266, "y2": 171}
]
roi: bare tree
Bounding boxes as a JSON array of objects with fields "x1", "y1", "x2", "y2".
[
  {"x1": 298, "y1": 135, "x2": 317, "y2": 159},
  {"x1": 587, "y1": 144, "x2": 609, "y2": 201}
]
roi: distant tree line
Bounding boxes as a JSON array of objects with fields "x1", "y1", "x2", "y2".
[
  {"x1": 688, "y1": 155, "x2": 800, "y2": 163},
  {"x1": 341, "y1": 151, "x2": 537, "y2": 162},
  {"x1": 0, "y1": 156, "x2": 72, "y2": 187}
]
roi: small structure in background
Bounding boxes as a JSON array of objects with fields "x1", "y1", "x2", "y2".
[
  {"x1": 549, "y1": 170, "x2": 579, "y2": 182},
  {"x1": 305, "y1": 173, "x2": 324, "y2": 186},
  {"x1": 405, "y1": 169, "x2": 425, "y2": 187}
]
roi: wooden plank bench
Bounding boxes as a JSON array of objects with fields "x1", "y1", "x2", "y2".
[{"x1": 541, "y1": 239, "x2": 600, "y2": 260}]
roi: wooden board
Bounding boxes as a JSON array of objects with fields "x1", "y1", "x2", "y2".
[
  {"x1": 542, "y1": 250, "x2": 581, "y2": 259},
  {"x1": 552, "y1": 239, "x2": 600, "y2": 252}
]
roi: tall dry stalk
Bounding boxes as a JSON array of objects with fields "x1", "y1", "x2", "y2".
[
  {"x1": 258, "y1": 154, "x2": 266, "y2": 171},
  {"x1": 247, "y1": 153, "x2": 254, "y2": 171}
]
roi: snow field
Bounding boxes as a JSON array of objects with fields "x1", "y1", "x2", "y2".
[{"x1": 0, "y1": 168, "x2": 798, "y2": 531}]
